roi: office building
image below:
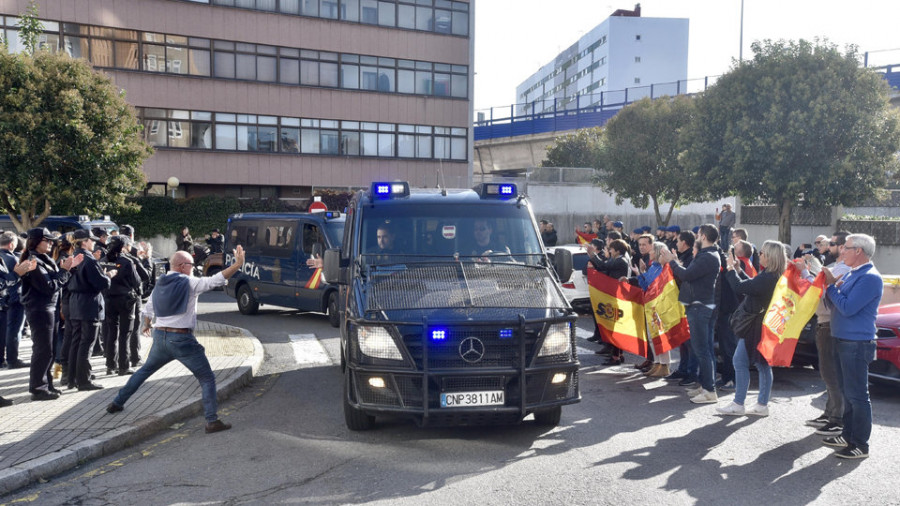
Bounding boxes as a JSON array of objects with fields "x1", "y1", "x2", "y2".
[{"x1": 0, "y1": 0, "x2": 473, "y2": 201}]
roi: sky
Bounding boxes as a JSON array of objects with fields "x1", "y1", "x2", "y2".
[{"x1": 473, "y1": 0, "x2": 900, "y2": 112}]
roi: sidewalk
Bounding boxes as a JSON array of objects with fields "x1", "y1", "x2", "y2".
[{"x1": 0, "y1": 321, "x2": 263, "y2": 496}]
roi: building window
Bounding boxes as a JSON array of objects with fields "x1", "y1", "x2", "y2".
[
  {"x1": 634, "y1": 77, "x2": 641, "y2": 84},
  {"x1": 5, "y1": 17, "x2": 469, "y2": 100},
  {"x1": 135, "y1": 107, "x2": 467, "y2": 161},
  {"x1": 635, "y1": 34, "x2": 641, "y2": 41},
  {"x1": 634, "y1": 56, "x2": 641, "y2": 63}
]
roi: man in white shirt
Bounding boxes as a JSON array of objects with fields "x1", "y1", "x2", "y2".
[{"x1": 106, "y1": 246, "x2": 246, "y2": 434}]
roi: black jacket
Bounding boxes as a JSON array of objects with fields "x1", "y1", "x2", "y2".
[
  {"x1": 206, "y1": 235, "x2": 225, "y2": 253},
  {"x1": 0, "y1": 249, "x2": 21, "y2": 304},
  {"x1": 21, "y1": 251, "x2": 68, "y2": 309},
  {"x1": 541, "y1": 230, "x2": 558, "y2": 247},
  {"x1": 587, "y1": 254, "x2": 630, "y2": 279},
  {"x1": 68, "y1": 248, "x2": 111, "y2": 321},
  {"x1": 105, "y1": 253, "x2": 142, "y2": 299},
  {"x1": 726, "y1": 269, "x2": 779, "y2": 363},
  {"x1": 670, "y1": 246, "x2": 720, "y2": 306}
]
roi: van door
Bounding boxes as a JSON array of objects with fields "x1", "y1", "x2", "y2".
[
  {"x1": 297, "y1": 222, "x2": 328, "y2": 310},
  {"x1": 256, "y1": 220, "x2": 300, "y2": 307}
]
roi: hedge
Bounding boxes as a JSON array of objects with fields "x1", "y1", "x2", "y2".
[{"x1": 113, "y1": 191, "x2": 353, "y2": 240}]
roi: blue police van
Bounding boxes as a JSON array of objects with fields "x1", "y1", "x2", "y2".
[
  {"x1": 0, "y1": 215, "x2": 119, "y2": 235},
  {"x1": 224, "y1": 211, "x2": 345, "y2": 327},
  {"x1": 323, "y1": 182, "x2": 578, "y2": 429}
]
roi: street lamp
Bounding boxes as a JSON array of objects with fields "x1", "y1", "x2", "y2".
[
  {"x1": 739, "y1": 0, "x2": 744, "y2": 63},
  {"x1": 167, "y1": 176, "x2": 179, "y2": 199}
]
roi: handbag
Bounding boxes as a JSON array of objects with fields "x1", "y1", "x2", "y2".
[{"x1": 729, "y1": 299, "x2": 764, "y2": 340}]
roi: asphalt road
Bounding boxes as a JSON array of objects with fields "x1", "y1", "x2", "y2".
[{"x1": 4, "y1": 292, "x2": 899, "y2": 506}]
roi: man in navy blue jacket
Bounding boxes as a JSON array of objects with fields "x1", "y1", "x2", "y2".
[
  {"x1": 1, "y1": 231, "x2": 28, "y2": 369},
  {"x1": 821, "y1": 233, "x2": 882, "y2": 459},
  {"x1": 659, "y1": 224, "x2": 721, "y2": 404}
]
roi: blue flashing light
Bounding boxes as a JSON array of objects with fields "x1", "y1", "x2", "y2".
[
  {"x1": 478, "y1": 183, "x2": 517, "y2": 199},
  {"x1": 324, "y1": 211, "x2": 341, "y2": 219},
  {"x1": 431, "y1": 329, "x2": 447, "y2": 341},
  {"x1": 371, "y1": 181, "x2": 410, "y2": 199},
  {"x1": 499, "y1": 328, "x2": 514, "y2": 339}
]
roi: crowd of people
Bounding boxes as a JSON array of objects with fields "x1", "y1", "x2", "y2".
[
  {"x1": 578, "y1": 212, "x2": 882, "y2": 460},
  {"x1": 0, "y1": 223, "x2": 244, "y2": 433},
  {"x1": 0, "y1": 226, "x2": 155, "y2": 405}
]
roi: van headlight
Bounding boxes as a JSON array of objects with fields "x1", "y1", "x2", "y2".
[
  {"x1": 357, "y1": 326, "x2": 403, "y2": 361},
  {"x1": 538, "y1": 322, "x2": 572, "y2": 357}
]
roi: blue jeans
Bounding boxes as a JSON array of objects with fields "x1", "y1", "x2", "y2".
[
  {"x1": 112, "y1": 329, "x2": 219, "y2": 423},
  {"x1": 733, "y1": 339, "x2": 772, "y2": 406},
  {"x1": 834, "y1": 339, "x2": 876, "y2": 450},
  {"x1": 686, "y1": 304, "x2": 716, "y2": 392},
  {"x1": 676, "y1": 342, "x2": 698, "y2": 380},
  {"x1": 716, "y1": 312, "x2": 738, "y2": 384}
]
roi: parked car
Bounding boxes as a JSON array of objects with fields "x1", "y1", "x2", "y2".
[
  {"x1": 546, "y1": 245, "x2": 591, "y2": 314},
  {"x1": 872, "y1": 304, "x2": 900, "y2": 385}
]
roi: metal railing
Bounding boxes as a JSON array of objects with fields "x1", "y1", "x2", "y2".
[{"x1": 475, "y1": 50, "x2": 900, "y2": 142}]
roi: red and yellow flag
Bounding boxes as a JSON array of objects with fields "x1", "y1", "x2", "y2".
[
  {"x1": 587, "y1": 269, "x2": 649, "y2": 357},
  {"x1": 757, "y1": 262, "x2": 825, "y2": 366},
  {"x1": 305, "y1": 268, "x2": 324, "y2": 289},
  {"x1": 575, "y1": 230, "x2": 597, "y2": 245},
  {"x1": 642, "y1": 264, "x2": 690, "y2": 354}
]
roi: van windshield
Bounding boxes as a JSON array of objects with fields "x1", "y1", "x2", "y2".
[{"x1": 360, "y1": 204, "x2": 543, "y2": 266}]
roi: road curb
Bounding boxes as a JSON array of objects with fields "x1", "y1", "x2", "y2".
[{"x1": 0, "y1": 324, "x2": 263, "y2": 497}]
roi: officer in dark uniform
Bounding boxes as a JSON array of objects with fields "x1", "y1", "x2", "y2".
[
  {"x1": 20, "y1": 228, "x2": 80, "y2": 400},
  {"x1": 67, "y1": 229, "x2": 111, "y2": 391},
  {"x1": 103, "y1": 236, "x2": 141, "y2": 375},
  {"x1": 206, "y1": 229, "x2": 225, "y2": 254},
  {"x1": 119, "y1": 225, "x2": 149, "y2": 367}
]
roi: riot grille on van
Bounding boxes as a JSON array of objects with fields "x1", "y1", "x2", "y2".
[{"x1": 366, "y1": 263, "x2": 567, "y2": 312}]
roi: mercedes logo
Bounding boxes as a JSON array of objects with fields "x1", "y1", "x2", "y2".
[{"x1": 459, "y1": 337, "x2": 485, "y2": 363}]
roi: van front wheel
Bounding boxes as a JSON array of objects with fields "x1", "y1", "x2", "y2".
[
  {"x1": 327, "y1": 291, "x2": 340, "y2": 328},
  {"x1": 237, "y1": 285, "x2": 259, "y2": 315},
  {"x1": 344, "y1": 369, "x2": 375, "y2": 431}
]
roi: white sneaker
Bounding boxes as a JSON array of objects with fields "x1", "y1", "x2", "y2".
[
  {"x1": 686, "y1": 386, "x2": 704, "y2": 397},
  {"x1": 690, "y1": 389, "x2": 718, "y2": 404},
  {"x1": 715, "y1": 402, "x2": 745, "y2": 415},
  {"x1": 745, "y1": 404, "x2": 769, "y2": 417}
]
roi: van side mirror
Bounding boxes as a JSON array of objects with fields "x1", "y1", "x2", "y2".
[
  {"x1": 552, "y1": 248, "x2": 573, "y2": 284},
  {"x1": 323, "y1": 248, "x2": 344, "y2": 285}
]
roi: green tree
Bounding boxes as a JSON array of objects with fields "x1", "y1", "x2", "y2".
[
  {"x1": 542, "y1": 127, "x2": 604, "y2": 169},
  {"x1": 683, "y1": 39, "x2": 900, "y2": 244},
  {"x1": 0, "y1": 6, "x2": 152, "y2": 231},
  {"x1": 600, "y1": 95, "x2": 705, "y2": 226}
]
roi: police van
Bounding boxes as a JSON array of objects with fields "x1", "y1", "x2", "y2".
[
  {"x1": 0, "y1": 215, "x2": 119, "y2": 235},
  {"x1": 224, "y1": 211, "x2": 345, "y2": 327},
  {"x1": 323, "y1": 182, "x2": 579, "y2": 430}
]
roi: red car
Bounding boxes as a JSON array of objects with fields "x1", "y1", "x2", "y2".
[{"x1": 872, "y1": 304, "x2": 900, "y2": 385}]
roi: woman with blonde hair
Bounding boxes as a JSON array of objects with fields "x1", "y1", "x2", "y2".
[{"x1": 715, "y1": 240, "x2": 787, "y2": 416}]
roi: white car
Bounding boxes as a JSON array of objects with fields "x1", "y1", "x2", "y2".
[{"x1": 546, "y1": 245, "x2": 591, "y2": 314}]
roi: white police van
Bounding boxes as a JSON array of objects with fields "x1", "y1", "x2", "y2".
[{"x1": 224, "y1": 211, "x2": 345, "y2": 327}]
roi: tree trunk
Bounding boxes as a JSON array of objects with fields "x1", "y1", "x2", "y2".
[
  {"x1": 778, "y1": 197, "x2": 792, "y2": 245},
  {"x1": 652, "y1": 197, "x2": 664, "y2": 226}
]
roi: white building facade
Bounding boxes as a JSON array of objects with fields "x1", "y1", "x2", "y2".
[{"x1": 515, "y1": 6, "x2": 688, "y2": 116}]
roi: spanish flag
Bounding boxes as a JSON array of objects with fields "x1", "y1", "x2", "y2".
[
  {"x1": 642, "y1": 264, "x2": 690, "y2": 353},
  {"x1": 587, "y1": 269, "x2": 649, "y2": 357},
  {"x1": 305, "y1": 268, "x2": 325, "y2": 289},
  {"x1": 757, "y1": 262, "x2": 825, "y2": 366},
  {"x1": 576, "y1": 230, "x2": 597, "y2": 245}
]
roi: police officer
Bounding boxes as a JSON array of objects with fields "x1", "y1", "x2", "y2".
[
  {"x1": 20, "y1": 228, "x2": 80, "y2": 401},
  {"x1": 206, "y1": 229, "x2": 225, "y2": 254},
  {"x1": 1, "y1": 231, "x2": 28, "y2": 369},
  {"x1": 103, "y1": 236, "x2": 141, "y2": 375},
  {"x1": 67, "y1": 229, "x2": 112, "y2": 391},
  {"x1": 119, "y1": 225, "x2": 149, "y2": 368}
]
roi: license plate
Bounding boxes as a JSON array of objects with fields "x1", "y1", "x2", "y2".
[{"x1": 440, "y1": 390, "x2": 505, "y2": 408}]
